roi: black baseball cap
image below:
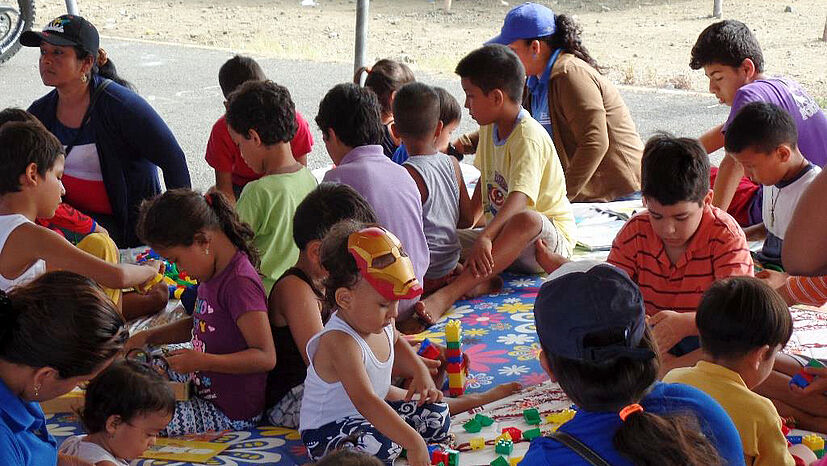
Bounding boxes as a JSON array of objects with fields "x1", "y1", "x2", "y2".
[
  {"x1": 534, "y1": 261, "x2": 655, "y2": 363},
  {"x1": 20, "y1": 15, "x2": 99, "y2": 56}
]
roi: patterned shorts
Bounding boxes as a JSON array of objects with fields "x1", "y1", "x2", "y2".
[
  {"x1": 301, "y1": 400, "x2": 451, "y2": 465},
  {"x1": 266, "y1": 384, "x2": 304, "y2": 429}
]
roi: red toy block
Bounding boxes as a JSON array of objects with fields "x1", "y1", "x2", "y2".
[
  {"x1": 445, "y1": 348, "x2": 462, "y2": 358},
  {"x1": 420, "y1": 345, "x2": 441, "y2": 360},
  {"x1": 502, "y1": 427, "x2": 522, "y2": 442},
  {"x1": 449, "y1": 387, "x2": 464, "y2": 397},
  {"x1": 446, "y1": 362, "x2": 463, "y2": 374},
  {"x1": 431, "y1": 450, "x2": 449, "y2": 465}
]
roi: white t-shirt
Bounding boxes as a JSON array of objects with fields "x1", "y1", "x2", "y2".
[
  {"x1": 0, "y1": 214, "x2": 45, "y2": 291},
  {"x1": 59, "y1": 435, "x2": 129, "y2": 465},
  {"x1": 763, "y1": 164, "x2": 821, "y2": 239}
]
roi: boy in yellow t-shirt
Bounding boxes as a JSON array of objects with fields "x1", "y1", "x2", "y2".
[
  {"x1": 413, "y1": 44, "x2": 575, "y2": 328},
  {"x1": 664, "y1": 277, "x2": 797, "y2": 466}
]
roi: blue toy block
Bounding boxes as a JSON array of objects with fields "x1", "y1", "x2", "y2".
[{"x1": 788, "y1": 435, "x2": 803, "y2": 444}]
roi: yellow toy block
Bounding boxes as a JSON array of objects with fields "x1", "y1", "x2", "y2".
[
  {"x1": 804, "y1": 434, "x2": 825, "y2": 451},
  {"x1": 448, "y1": 372, "x2": 466, "y2": 388},
  {"x1": 470, "y1": 437, "x2": 486, "y2": 450},
  {"x1": 509, "y1": 458, "x2": 523, "y2": 466},
  {"x1": 445, "y1": 320, "x2": 462, "y2": 342},
  {"x1": 546, "y1": 409, "x2": 576, "y2": 425},
  {"x1": 495, "y1": 432, "x2": 512, "y2": 442}
]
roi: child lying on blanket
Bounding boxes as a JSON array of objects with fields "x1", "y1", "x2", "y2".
[{"x1": 522, "y1": 261, "x2": 745, "y2": 465}]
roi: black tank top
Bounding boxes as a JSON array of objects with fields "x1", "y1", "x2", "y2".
[{"x1": 265, "y1": 267, "x2": 324, "y2": 408}]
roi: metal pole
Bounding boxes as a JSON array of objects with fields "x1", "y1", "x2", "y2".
[
  {"x1": 65, "y1": 0, "x2": 80, "y2": 15},
  {"x1": 355, "y1": 0, "x2": 369, "y2": 86},
  {"x1": 712, "y1": 0, "x2": 722, "y2": 18}
]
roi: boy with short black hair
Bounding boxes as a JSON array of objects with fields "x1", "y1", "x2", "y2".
[
  {"x1": 394, "y1": 82, "x2": 489, "y2": 294},
  {"x1": 664, "y1": 277, "x2": 796, "y2": 466},
  {"x1": 318, "y1": 83, "x2": 430, "y2": 326},
  {"x1": 226, "y1": 80, "x2": 317, "y2": 293},
  {"x1": 691, "y1": 20, "x2": 827, "y2": 226},
  {"x1": 413, "y1": 44, "x2": 576, "y2": 328},
  {"x1": 206, "y1": 55, "x2": 313, "y2": 203}
]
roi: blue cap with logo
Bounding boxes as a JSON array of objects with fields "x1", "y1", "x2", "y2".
[
  {"x1": 534, "y1": 261, "x2": 655, "y2": 363},
  {"x1": 486, "y1": 2, "x2": 557, "y2": 45}
]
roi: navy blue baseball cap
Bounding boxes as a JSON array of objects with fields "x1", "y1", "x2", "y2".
[
  {"x1": 487, "y1": 3, "x2": 557, "y2": 45},
  {"x1": 534, "y1": 261, "x2": 655, "y2": 363},
  {"x1": 20, "y1": 15, "x2": 99, "y2": 56}
]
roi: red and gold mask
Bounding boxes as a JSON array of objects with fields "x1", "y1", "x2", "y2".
[{"x1": 348, "y1": 226, "x2": 423, "y2": 301}]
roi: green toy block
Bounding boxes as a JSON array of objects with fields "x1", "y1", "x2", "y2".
[
  {"x1": 400, "y1": 448, "x2": 407, "y2": 458},
  {"x1": 446, "y1": 341, "x2": 461, "y2": 350},
  {"x1": 817, "y1": 449, "x2": 825, "y2": 459},
  {"x1": 523, "y1": 408, "x2": 541, "y2": 425},
  {"x1": 523, "y1": 427, "x2": 542, "y2": 441},
  {"x1": 445, "y1": 448, "x2": 459, "y2": 466},
  {"x1": 475, "y1": 413, "x2": 494, "y2": 426},
  {"x1": 495, "y1": 439, "x2": 514, "y2": 455},
  {"x1": 463, "y1": 418, "x2": 482, "y2": 433},
  {"x1": 490, "y1": 456, "x2": 510, "y2": 466}
]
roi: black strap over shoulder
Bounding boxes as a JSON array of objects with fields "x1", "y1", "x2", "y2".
[
  {"x1": 549, "y1": 431, "x2": 612, "y2": 466},
  {"x1": 63, "y1": 78, "x2": 113, "y2": 156}
]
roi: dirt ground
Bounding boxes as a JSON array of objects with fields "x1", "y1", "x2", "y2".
[{"x1": 39, "y1": 0, "x2": 827, "y2": 100}]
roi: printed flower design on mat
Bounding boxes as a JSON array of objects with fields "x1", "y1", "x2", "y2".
[
  {"x1": 498, "y1": 364, "x2": 530, "y2": 376},
  {"x1": 464, "y1": 343, "x2": 509, "y2": 372},
  {"x1": 497, "y1": 302, "x2": 533, "y2": 313},
  {"x1": 444, "y1": 304, "x2": 474, "y2": 318},
  {"x1": 475, "y1": 302, "x2": 497, "y2": 310},
  {"x1": 289, "y1": 444, "x2": 308, "y2": 458},
  {"x1": 46, "y1": 414, "x2": 81, "y2": 438},
  {"x1": 259, "y1": 426, "x2": 301, "y2": 440},
  {"x1": 464, "y1": 328, "x2": 489, "y2": 337},
  {"x1": 503, "y1": 297, "x2": 521, "y2": 304},
  {"x1": 497, "y1": 333, "x2": 535, "y2": 345},
  {"x1": 509, "y1": 278, "x2": 537, "y2": 288},
  {"x1": 137, "y1": 431, "x2": 287, "y2": 465},
  {"x1": 414, "y1": 329, "x2": 445, "y2": 344},
  {"x1": 520, "y1": 371, "x2": 551, "y2": 386},
  {"x1": 460, "y1": 312, "x2": 506, "y2": 327},
  {"x1": 513, "y1": 322, "x2": 538, "y2": 334},
  {"x1": 465, "y1": 372, "x2": 494, "y2": 389},
  {"x1": 509, "y1": 342, "x2": 542, "y2": 361},
  {"x1": 488, "y1": 322, "x2": 513, "y2": 331}
]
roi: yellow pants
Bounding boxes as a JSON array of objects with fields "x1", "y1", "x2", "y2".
[{"x1": 76, "y1": 233, "x2": 122, "y2": 305}]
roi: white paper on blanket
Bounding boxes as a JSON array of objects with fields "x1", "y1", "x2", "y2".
[{"x1": 572, "y1": 201, "x2": 643, "y2": 251}]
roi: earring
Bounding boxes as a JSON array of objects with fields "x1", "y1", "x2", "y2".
[
  {"x1": 204, "y1": 247, "x2": 210, "y2": 256},
  {"x1": 33, "y1": 383, "x2": 40, "y2": 397},
  {"x1": 80, "y1": 74, "x2": 88, "y2": 83}
]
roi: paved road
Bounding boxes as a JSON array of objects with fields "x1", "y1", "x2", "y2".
[{"x1": 0, "y1": 37, "x2": 728, "y2": 191}]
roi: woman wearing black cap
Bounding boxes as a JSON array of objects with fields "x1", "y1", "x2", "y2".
[
  {"x1": 0, "y1": 272, "x2": 128, "y2": 465},
  {"x1": 21, "y1": 15, "x2": 191, "y2": 248},
  {"x1": 455, "y1": 3, "x2": 643, "y2": 203}
]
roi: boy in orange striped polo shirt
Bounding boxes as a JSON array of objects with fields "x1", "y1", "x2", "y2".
[{"x1": 537, "y1": 134, "x2": 754, "y2": 373}]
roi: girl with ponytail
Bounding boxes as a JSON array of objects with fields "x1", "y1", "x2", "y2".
[
  {"x1": 127, "y1": 188, "x2": 275, "y2": 436},
  {"x1": 523, "y1": 261, "x2": 746, "y2": 466},
  {"x1": 456, "y1": 3, "x2": 644, "y2": 203}
]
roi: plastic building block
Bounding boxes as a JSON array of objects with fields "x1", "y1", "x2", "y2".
[
  {"x1": 427, "y1": 444, "x2": 440, "y2": 456},
  {"x1": 444, "y1": 449, "x2": 459, "y2": 466},
  {"x1": 448, "y1": 372, "x2": 465, "y2": 387},
  {"x1": 523, "y1": 408, "x2": 541, "y2": 425},
  {"x1": 418, "y1": 338, "x2": 441, "y2": 360},
  {"x1": 469, "y1": 437, "x2": 486, "y2": 450},
  {"x1": 523, "y1": 428, "x2": 542, "y2": 441},
  {"x1": 431, "y1": 449, "x2": 448, "y2": 465},
  {"x1": 502, "y1": 427, "x2": 522, "y2": 442},
  {"x1": 788, "y1": 435, "x2": 803, "y2": 444},
  {"x1": 790, "y1": 359, "x2": 825, "y2": 389},
  {"x1": 546, "y1": 408, "x2": 576, "y2": 425},
  {"x1": 495, "y1": 432, "x2": 512, "y2": 443},
  {"x1": 490, "y1": 457, "x2": 509, "y2": 466},
  {"x1": 445, "y1": 320, "x2": 462, "y2": 341},
  {"x1": 495, "y1": 439, "x2": 514, "y2": 455},
  {"x1": 509, "y1": 458, "x2": 523, "y2": 466},
  {"x1": 804, "y1": 434, "x2": 825, "y2": 452},
  {"x1": 816, "y1": 449, "x2": 825, "y2": 459},
  {"x1": 463, "y1": 418, "x2": 482, "y2": 433},
  {"x1": 475, "y1": 413, "x2": 494, "y2": 426}
]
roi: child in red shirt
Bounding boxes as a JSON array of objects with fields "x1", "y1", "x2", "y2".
[{"x1": 205, "y1": 55, "x2": 313, "y2": 203}]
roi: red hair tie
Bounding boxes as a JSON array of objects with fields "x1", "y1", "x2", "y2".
[
  {"x1": 204, "y1": 193, "x2": 213, "y2": 206},
  {"x1": 619, "y1": 403, "x2": 643, "y2": 421}
]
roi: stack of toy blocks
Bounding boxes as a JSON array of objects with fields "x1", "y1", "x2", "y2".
[
  {"x1": 790, "y1": 359, "x2": 825, "y2": 389},
  {"x1": 445, "y1": 320, "x2": 466, "y2": 396},
  {"x1": 803, "y1": 434, "x2": 825, "y2": 458}
]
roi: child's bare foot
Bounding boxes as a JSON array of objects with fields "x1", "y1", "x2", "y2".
[
  {"x1": 447, "y1": 382, "x2": 523, "y2": 415},
  {"x1": 462, "y1": 276, "x2": 504, "y2": 299},
  {"x1": 535, "y1": 238, "x2": 570, "y2": 274}
]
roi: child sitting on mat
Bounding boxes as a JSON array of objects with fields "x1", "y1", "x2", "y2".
[
  {"x1": 522, "y1": 261, "x2": 745, "y2": 465},
  {"x1": 299, "y1": 222, "x2": 448, "y2": 465},
  {"x1": 354, "y1": 59, "x2": 415, "y2": 159},
  {"x1": 59, "y1": 359, "x2": 175, "y2": 465}
]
